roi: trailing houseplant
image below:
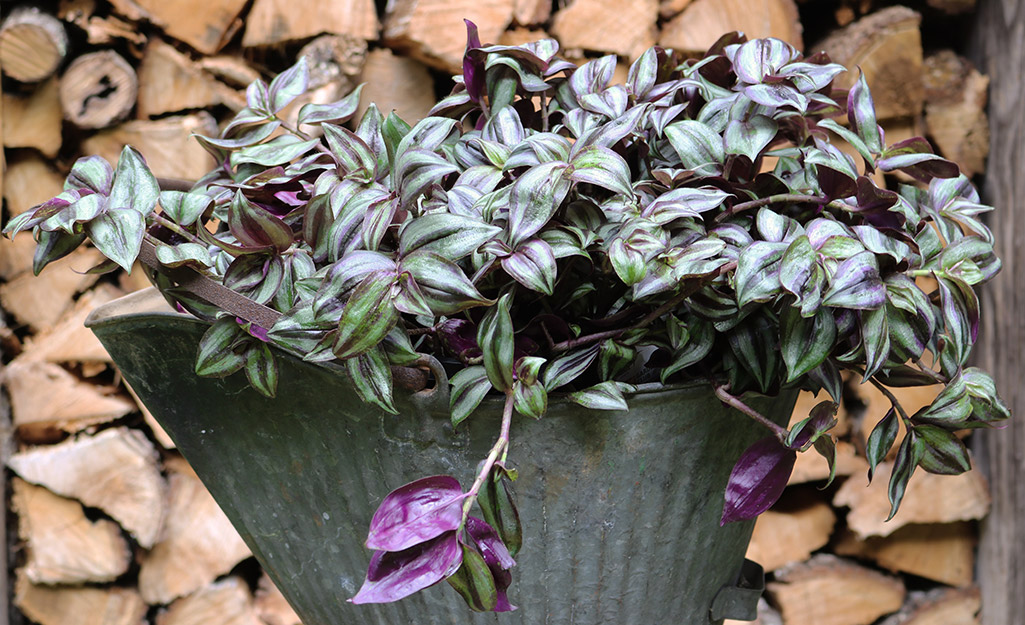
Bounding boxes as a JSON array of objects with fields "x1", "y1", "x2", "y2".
[{"x1": 5, "y1": 25, "x2": 1007, "y2": 616}]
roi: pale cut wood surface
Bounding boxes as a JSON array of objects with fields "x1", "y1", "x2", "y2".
[
  {"x1": 968, "y1": 2, "x2": 1025, "y2": 624},
  {"x1": 0, "y1": 6, "x2": 68, "y2": 82},
  {"x1": 892, "y1": 588, "x2": 981, "y2": 625},
  {"x1": 660, "y1": 0, "x2": 803, "y2": 54},
  {"x1": 551, "y1": 0, "x2": 658, "y2": 59},
  {"x1": 0, "y1": 246, "x2": 103, "y2": 331},
  {"x1": 18, "y1": 284, "x2": 120, "y2": 365},
  {"x1": 922, "y1": 50, "x2": 990, "y2": 177},
  {"x1": 243, "y1": 0, "x2": 378, "y2": 47},
  {"x1": 356, "y1": 48, "x2": 437, "y2": 125},
  {"x1": 12, "y1": 477, "x2": 131, "y2": 584},
  {"x1": 15, "y1": 572, "x2": 148, "y2": 625},
  {"x1": 513, "y1": 0, "x2": 551, "y2": 26},
  {"x1": 768, "y1": 555, "x2": 906, "y2": 625},
  {"x1": 139, "y1": 466, "x2": 253, "y2": 604},
  {"x1": 82, "y1": 113, "x2": 219, "y2": 180},
  {"x1": 834, "y1": 459, "x2": 990, "y2": 539},
  {"x1": 59, "y1": 0, "x2": 147, "y2": 46},
  {"x1": 384, "y1": 0, "x2": 515, "y2": 72},
  {"x1": 746, "y1": 496, "x2": 836, "y2": 572},
  {"x1": 254, "y1": 573, "x2": 302, "y2": 625},
  {"x1": 130, "y1": 0, "x2": 248, "y2": 54},
  {"x1": 814, "y1": 6, "x2": 923, "y2": 120},
  {"x1": 155, "y1": 577, "x2": 264, "y2": 625},
  {"x1": 2, "y1": 77, "x2": 62, "y2": 157},
  {"x1": 835, "y1": 522, "x2": 976, "y2": 587},
  {"x1": 137, "y1": 38, "x2": 243, "y2": 117},
  {"x1": 59, "y1": 50, "x2": 138, "y2": 129},
  {"x1": 8, "y1": 427, "x2": 167, "y2": 548}
]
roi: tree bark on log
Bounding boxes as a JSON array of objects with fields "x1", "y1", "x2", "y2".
[{"x1": 968, "y1": 2, "x2": 1025, "y2": 624}]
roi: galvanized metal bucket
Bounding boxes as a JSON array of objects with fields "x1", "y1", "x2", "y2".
[{"x1": 87, "y1": 288, "x2": 796, "y2": 625}]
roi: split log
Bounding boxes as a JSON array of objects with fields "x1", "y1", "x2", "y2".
[
  {"x1": 0, "y1": 7, "x2": 68, "y2": 83},
  {"x1": 922, "y1": 50, "x2": 989, "y2": 177},
  {"x1": 2, "y1": 77, "x2": 63, "y2": 157},
  {"x1": 790, "y1": 441, "x2": 866, "y2": 485},
  {"x1": 255, "y1": 573, "x2": 302, "y2": 625},
  {"x1": 298, "y1": 34, "x2": 367, "y2": 94},
  {"x1": 127, "y1": 0, "x2": 248, "y2": 54},
  {"x1": 660, "y1": 0, "x2": 803, "y2": 55},
  {"x1": 104, "y1": 0, "x2": 151, "y2": 22},
  {"x1": 58, "y1": 0, "x2": 147, "y2": 46},
  {"x1": 550, "y1": 0, "x2": 658, "y2": 60},
  {"x1": 3, "y1": 358, "x2": 135, "y2": 443},
  {"x1": 195, "y1": 56, "x2": 261, "y2": 89},
  {"x1": 243, "y1": 0, "x2": 379, "y2": 47},
  {"x1": 14, "y1": 572, "x2": 148, "y2": 625},
  {"x1": 835, "y1": 522, "x2": 976, "y2": 587},
  {"x1": 852, "y1": 382, "x2": 941, "y2": 456},
  {"x1": 12, "y1": 477, "x2": 131, "y2": 584},
  {"x1": 513, "y1": 0, "x2": 551, "y2": 26},
  {"x1": 155, "y1": 577, "x2": 264, "y2": 625},
  {"x1": 0, "y1": 245, "x2": 103, "y2": 331},
  {"x1": 659, "y1": 0, "x2": 693, "y2": 20},
  {"x1": 137, "y1": 39, "x2": 244, "y2": 117},
  {"x1": 81, "y1": 112, "x2": 219, "y2": 180},
  {"x1": 880, "y1": 587, "x2": 981, "y2": 625},
  {"x1": 814, "y1": 6, "x2": 924, "y2": 121},
  {"x1": 724, "y1": 598, "x2": 783, "y2": 625},
  {"x1": 500, "y1": 27, "x2": 552, "y2": 47},
  {"x1": 746, "y1": 493, "x2": 836, "y2": 572},
  {"x1": 835, "y1": 459, "x2": 989, "y2": 539},
  {"x1": 7, "y1": 427, "x2": 167, "y2": 548},
  {"x1": 19, "y1": 283, "x2": 122, "y2": 365},
  {"x1": 59, "y1": 50, "x2": 138, "y2": 129},
  {"x1": 357, "y1": 49, "x2": 437, "y2": 125},
  {"x1": 383, "y1": 0, "x2": 515, "y2": 72},
  {"x1": 767, "y1": 555, "x2": 906, "y2": 625},
  {"x1": 139, "y1": 461, "x2": 252, "y2": 605},
  {"x1": 0, "y1": 154, "x2": 66, "y2": 281}
]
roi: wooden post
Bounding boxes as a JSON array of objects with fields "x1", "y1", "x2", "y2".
[{"x1": 968, "y1": 2, "x2": 1025, "y2": 624}]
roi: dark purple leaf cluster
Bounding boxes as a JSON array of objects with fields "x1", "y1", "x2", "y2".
[{"x1": 4, "y1": 24, "x2": 1009, "y2": 612}]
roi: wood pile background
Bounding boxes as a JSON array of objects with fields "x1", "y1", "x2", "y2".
[{"x1": 0, "y1": 0, "x2": 994, "y2": 624}]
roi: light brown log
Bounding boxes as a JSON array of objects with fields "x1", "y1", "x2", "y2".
[
  {"x1": 925, "y1": 0, "x2": 976, "y2": 14},
  {"x1": 128, "y1": 0, "x2": 247, "y2": 54},
  {"x1": 81, "y1": 112, "x2": 218, "y2": 181},
  {"x1": 835, "y1": 522, "x2": 976, "y2": 587},
  {"x1": 551, "y1": 0, "x2": 658, "y2": 60},
  {"x1": 659, "y1": 0, "x2": 803, "y2": 55},
  {"x1": 659, "y1": 0, "x2": 693, "y2": 20},
  {"x1": 122, "y1": 379, "x2": 176, "y2": 449},
  {"x1": 746, "y1": 493, "x2": 836, "y2": 572},
  {"x1": 0, "y1": 154, "x2": 66, "y2": 281},
  {"x1": 724, "y1": 598, "x2": 783, "y2": 625},
  {"x1": 2, "y1": 77, "x2": 63, "y2": 157},
  {"x1": 921, "y1": 51, "x2": 989, "y2": 178},
  {"x1": 59, "y1": 0, "x2": 147, "y2": 46},
  {"x1": 104, "y1": 0, "x2": 151, "y2": 22},
  {"x1": 0, "y1": 7, "x2": 68, "y2": 83},
  {"x1": 299, "y1": 34, "x2": 367, "y2": 93},
  {"x1": 156, "y1": 577, "x2": 264, "y2": 625},
  {"x1": 356, "y1": 49, "x2": 437, "y2": 125},
  {"x1": 255, "y1": 573, "x2": 302, "y2": 625},
  {"x1": 12, "y1": 477, "x2": 131, "y2": 584},
  {"x1": 8, "y1": 427, "x2": 167, "y2": 548},
  {"x1": 137, "y1": 39, "x2": 244, "y2": 117},
  {"x1": 514, "y1": 0, "x2": 551, "y2": 26},
  {"x1": 886, "y1": 587, "x2": 981, "y2": 625},
  {"x1": 500, "y1": 27, "x2": 551, "y2": 47},
  {"x1": 790, "y1": 441, "x2": 867, "y2": 485},
  {"x1": 767, "y1": 555, "x2": 906, "y2": 625},
  {"x1": 14, "y1": 571, "x2": 147, "y2": 625},
  {"x1": 834, "y1": 459, "x2": 990, "y2": 539},
  {"x1": 195, "y1": 56, "x2": 261, "y2": 88},
  {"x1": 243, "y1": 0, "x2": 378, "y2": 48},
  {"x1": 139, "y1": 462, "x2": 252, "y2": 605},
  {"x1": 59, "y1": 50, "x2": 138, "y2": 129},
  {"x1": 0, "y1": 245, "x2": 103, "y2": 332},
  {"x1": 384, "y1": 0, "x2": 515, "y2": 72},
  {"x1": 813, "y1": 6, "x2": 923, "y2": 121},
  {"x1": 19, "y1": 283, "x2": 122, "y2": 365},
  {"x1": 852, "y1": 382, "x2": 941, "y2": 457}
]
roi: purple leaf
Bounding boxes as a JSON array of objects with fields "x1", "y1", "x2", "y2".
[
  {"x1": 463, "y1": 20, "x2": 485, "y2": 103},
  {"x1": 721, "y1": 436, "x2": 796, "y2": 525},
  {"x1": 65, "y1": 155, "x2": 114, "y2": 194},
  {"x1": 732, "y1": 38, "x2": 798, "y2": 84},
  {"x1": 877, "y1": 137, "x2": 960, "y2": 182},
  {"x1": 822, "y1": 251, "x2": 886, "y2": 310},
  {"x1": 501, "y1": 238, "x2": 557, "y2": 295},
  {"x1": 227, "y1": 191, "x2": 293, "y2": 252},
  {"x1": 350, "y1": 531, "x2": 463, "y2": 604},
  {"x1": 366, "y1": 476, "x2": 467, "y2": 552},
  {"x1": 847, "y1": 71, "x2": 883, "y2": 153},
  {"x1": 464, "y1": 517, "x2": 518, "y2": 611}
]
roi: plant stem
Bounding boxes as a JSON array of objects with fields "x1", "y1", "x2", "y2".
[
  {"x1": 714, "y1": 383, "x2": 789, "y2": 443},
  {"x1": 716, "y1": 193, "x2": 829, "y2": 222},
  {"x1": 461, "y1": 391, "x2": 515, "y2": 521},
  {"x1": 149, "y1": 213, "x2": 206, "y2": 246}
]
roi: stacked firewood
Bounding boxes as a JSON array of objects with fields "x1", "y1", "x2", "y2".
[{"x1": 0, "y1": 0, "x2": 991, "y2": 623}]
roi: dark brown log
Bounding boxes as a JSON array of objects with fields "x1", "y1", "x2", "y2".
[
  {"x1": 59, "y1": 50, "x2": 138, "y2": 129},
  {"x1": 968, "y1": 3, "x2": 1025, "y2": 625},
  {"x1": 0, "y1": 6, "x2": 68, "y2": 83}
]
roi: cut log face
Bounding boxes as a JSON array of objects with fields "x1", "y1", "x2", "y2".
[
  {"x1": 2, "y1": 77, "x2": 63, "y2": 157},
  {"x1": 551, "y1": 0, "x2": 658, "y2": 59},
  {"x1": 137, "y1": 39, "x2": 244, "y2": 117},
  {"x1": 15, "y1": 571, "x2": 148, "y2": 625},
  {"x1": 243, "y1": 0, "x2": 379, "y2": 48},
  {"x1": 81, "y1": 113, "x2": 219, "y2": 180},
  {"x1": 8, "y1": 427, "x2": 167, "y2": 548},
  {"x1": 768, "y1": 555, "x2": 906, "y2": 625},
  {"x1": 0, "y1": 7, "x2": 69, "y2": 83},
  {"x1": 835, "y1": 522, "x2": 977, "y2": 587},
  {"x1": 384, "y1": 0, "x2": 515, "y2": 72},
  {"x1": 746, "y1": 494, "x2": 837, "y2": 572},
  {"x1": 660, "y1": 0, "x2": 803, "y2": 54},
  {"x1": 0, "y1": 246, "x2": 104, "y2": 331},
  {"x1": 814, "y1": 6, "x2": 924, "y2": 121},
  {"x1": 19, "y1": 283, "x2": 122, "y2": 365},
  {"x1": 12, "y1": 478, "x2": 132, "y2": 584},
  {"x1": 895, "y1": 587, "x2": 981, "y2": 625},
  {"x1": 357, "y1": 49, "x2": 437, "y2": 125},
  {"x1": 139, "y1": 464, "x2": 253, "y2": 605},
  {"x1": 155, "y1": 577, "x2": 264, "y2": 625},
  {"x1": 59, "y1": 50, "x2": 139, "y2": 129},
  {"x1": 129, "y1": 0, "x2": 249, "y2": 54}
]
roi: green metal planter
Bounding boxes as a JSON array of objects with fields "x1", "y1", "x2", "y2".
[{"x1": 87, "y1": 288, "x2": 797, "y2": 625}]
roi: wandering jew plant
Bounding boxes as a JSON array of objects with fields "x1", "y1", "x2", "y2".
[{"x1": 5, "y1": 24, "x2": 1007, "y2": 612}]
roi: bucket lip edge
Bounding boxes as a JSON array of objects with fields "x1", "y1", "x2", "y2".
[{"x1": 86, "y1": 289, "x2": 792, "y2": 404}]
